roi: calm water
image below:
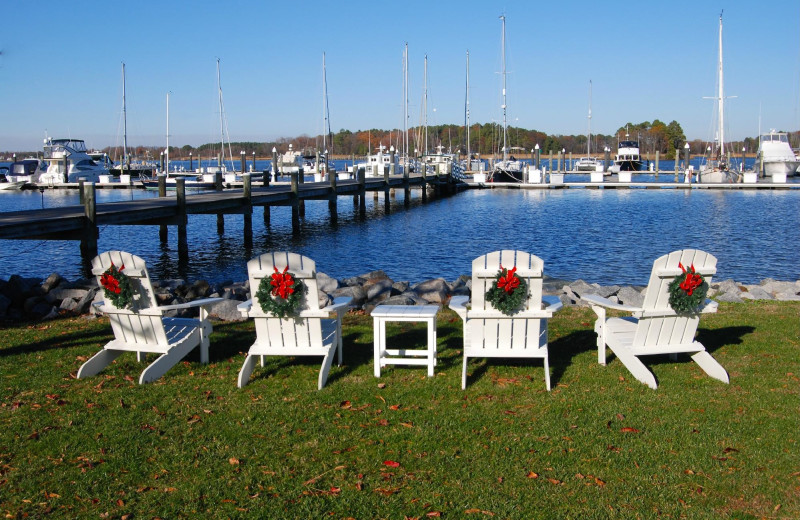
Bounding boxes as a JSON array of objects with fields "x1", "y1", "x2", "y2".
[{"x1": 0, "y1": 181, "x2": 798, "y2": 286}]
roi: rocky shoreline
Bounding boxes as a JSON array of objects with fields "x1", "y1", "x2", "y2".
[{"x1": 1, "y1": 270, "x2": 799, "y2": 323}]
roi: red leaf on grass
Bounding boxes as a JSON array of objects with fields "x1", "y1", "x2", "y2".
[
  {"x1": 383, "y1": 460, "x2": 400, "y2": 468},
  {"x1": 620, "y1": 427, "x2": 640, "y2": 433}
]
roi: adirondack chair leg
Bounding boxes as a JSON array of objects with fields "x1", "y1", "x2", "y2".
[
  {"x1": 543, "y1": 355, "x2": 551, "y2": 391},
  {"x1": 237, "y1": 354, "x2": 259, "y2": 388},
  {"x1": 691, "y1": 349, "x2": 730, "y2": 384},
  {"x1": 461, "y1": 355, "x2": 469, "y2": 390},
  {"x1": 139, "y1": 340, "x2": 197, "y2": 384},
  {"x1": 199, "y1": 309, "x2": 212, "y2": 364},
  {"x1": 318, "y1": 349, "x2": 336, "y2": 390},
  {"x1": 591, "y1": 305, "x2": 607, "y2": 365},
  {"x1": 136, "y1": 351, "x2": 146, "y2": 363},
  {"x1": 611, "y1": 347, "x2": 658, "y2": 389},
  {"x1": 77, "y1": 348, "x2": 124, "y2": 379}
]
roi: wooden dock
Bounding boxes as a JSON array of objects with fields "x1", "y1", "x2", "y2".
[{"x1": 0, "y1": 170, "x2": 459, "y2": 270}]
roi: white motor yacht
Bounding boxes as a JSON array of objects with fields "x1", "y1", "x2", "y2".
[
  {"x1": 755, "y1": 130, "x2": 799, "y2": 177},
  {"x1": 38, "y1": 138, "x2": 110, "y2": 184}
]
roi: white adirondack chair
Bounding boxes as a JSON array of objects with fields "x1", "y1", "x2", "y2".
[
  {"x1": 449, "y1": 250, "x2": 563, "y2": 390},
  {"x1": 582, "y1": 249, "x2": 729, "y2": 389},
  {"x1": 236, "y1": 252, "x2": 351, "y2": 390},
  {"x1": 77, "y1": 251, "x2": 222, "y2": 384}
]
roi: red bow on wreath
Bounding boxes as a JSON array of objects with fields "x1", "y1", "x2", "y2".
[
  {"x1": 497, "y1": 265, "x2": 520, "y2": 294},
  {"x1": 678, "y1": 262, "x2": 703, "y2": 296},
  {"x1": 270, "y1": 266, "x2": 296, "y2": 299},
  {"x1": 100, "y1": 262, "x2": 125, "y2": 294}
]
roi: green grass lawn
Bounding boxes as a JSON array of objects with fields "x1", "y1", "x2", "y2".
[{"x1": 1, "y1": 302, "x2": 798, "y2": 519}]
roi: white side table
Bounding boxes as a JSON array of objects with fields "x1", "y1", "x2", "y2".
[{"x1": 372, "y1": 304, "x2": 440, "y2": 377}]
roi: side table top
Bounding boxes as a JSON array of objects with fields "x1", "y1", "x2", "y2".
[{"x1": 371, "y1": 305, "x2": 441, "y2": 318}]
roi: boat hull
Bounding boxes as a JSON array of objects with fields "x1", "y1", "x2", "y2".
[{"x1": 762, "y1": 160, "x2": 799, "y2": 177}]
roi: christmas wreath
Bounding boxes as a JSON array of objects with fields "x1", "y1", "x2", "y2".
[
  {"x1": 668, "y1": 262, "x2": 708, "y2": 314},
  {"x1": 100, "y1": 262, "x2": 134, "y2": 309},
  {"x1": 485, "y1": 265, "x2": 528, "y2": 315},
  {"x1": 255, "y1": 266, "x2": 307, "y2": 318}
]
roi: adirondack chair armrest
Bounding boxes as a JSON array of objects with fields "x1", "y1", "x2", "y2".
[
  {"x1": 701, "y1": 299, "x2": 719, "y2": 313},
  {"x1": 542, "y1": 295, "x2": 563, "y2": 312},
  {"x1": 466, "y1": 309, "x2": 554, "y2": 319},
  {"x1": 322, "y1": 297, "x2": 352, "y2": 314},
  {"x1": 582, "y1": 293, "x2": 641, "y2": 313},
  {"x1": 159, "y1": 297, "x2": 225, "y2": 311},
  {"x1": 448, "y1": 295, "x2": 469, "y2": 321},
  {"x1": 237, "y1": 299, "x2": 253, "y2": 318}
]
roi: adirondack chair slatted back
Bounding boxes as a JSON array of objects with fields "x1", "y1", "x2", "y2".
[
  {"x1": 247, "y1": 252, "x2": 323, "y2": 350},
  {"x1": 468, "y1": 250, "x2": 545, "y2": 352},
  {"x1": 91, "y1": 251, "x2": 168, "y2": 351},
  {"x1": 633, "y1": 249, "x2": 717, "y2": 348}
]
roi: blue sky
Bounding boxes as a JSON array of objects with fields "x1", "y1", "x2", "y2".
[{"x1": 1, "y1": 0, "x2": 798, "y2": 151}]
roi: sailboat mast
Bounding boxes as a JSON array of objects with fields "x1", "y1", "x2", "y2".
[
  {"x1": 322, "y1": 52, "x2": 329, "y2": 152},
  {"x1": 121, "y1": 63, "x2": 128, "y2": 169},
  {"x1": 424, "y1": 54, "x2": 428, "y2": 154},
  {"x1": 587, "y1": 79, "x2": 592, "y2": 158},
  {"x1": 717, "y1": 12, "x2": 725, "y2": 155},
  {"x1": 465, "y1": 50, "x2": 470, "y2": 162},
  {"x1": 165, "y1": 92, "x2": 170, "y2": 174},
  {"x1": 403, "y1": 43, "x2": 409, "y2": 169},
  {"x1": 216, "y1": 58, "x2": 225, "y2": 168},
  {"x1": 500, "y1": 15, "x2": 508, "y2": 162}
]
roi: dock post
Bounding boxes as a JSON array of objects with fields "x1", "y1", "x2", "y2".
[
  {"x1": 158, "y1": 174, "x2": 168, "y2": 242},
  {"x1": 390, "y1": 147, "x2": 395, "y2": 176},
  {"x1": 328, "y1": 167, "x2": 338, "y2": 223},
  {"x1": 675, "y1": 148, "x2": 680, "y2": 180},
  {"x1": 740, "y1": 146, "x2": 746, "y2": 173},
  {"x1": 271, "y1": 147, "x2": 279, "y2": 183},
  {"x1": 549, "y1": 150, "x2": 553, "y2": 173},
  {"x1": 298, "y1": 168, "x2": 305, "y2": 218},
  {"x1": 176, "y1": 177, "x2": 188, "y2": 260},
  {"x1": 217, "y1": 214, "x2": 224, "y2": 235},
  {"x1": 403, "y1": 166, "x2": 410, "y2": 206},
  {"x1": 535, "y1": 146, "x2": 541, "y2": 171},
  {"x1": 252, "y1": 151, "x2": 256, "y2": 173},
  {"x1": 421, "y1": 164, "x2": 427, "y2": 202},
  {"x1": 684, "y1": 144, "x2": 691, "y2": 175},
  {"x1": 568, "y1": 152, "x2": 573, "y2": 172},
  {"x1": 215, "y1": 169, "x2": 223, "y2": 191},
  {"x1": 604, "y1": 147, "x2": 610, "y2": 172},
  {"x1": 189, "y1": 152, "x2": 193, "y2": 172},
  {"x1": 655, "y1": 151, "x2": 660, "y2": 176},
  {"x1": 80, "y1": 182, "x2": 98, "y2": 265},
  {"x1": 557, "y1": 151, "x2": 562, "y2": 173},
  {"x1": 357, "y1": 167, "x2": 366, "y2": 215},
  {"x1": 243, "y1": 173, "x2": 252, "y2": 248},
  {"x1": 291, "y1": 171, "x2": 300, "y2": 232},
  {"x1": 240, "y1": 151, "x2": 246, "y2": 176},
  {"x1": 78, "y1": 180, "x2": 86, "y2": 205}
]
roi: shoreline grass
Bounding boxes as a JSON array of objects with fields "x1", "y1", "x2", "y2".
[{"x1": 1, "y1": 302, "x2": 798, "y2": 518}]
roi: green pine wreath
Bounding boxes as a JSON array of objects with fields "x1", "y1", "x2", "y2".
[
  {"x1": 255, "y1": 266, "x2": 307, "y2": 318},
  {"x1": 485, "y1": 266, "x2": 528, "y2": 316},
  {"x1": 100, "y1": 262, "x2": 134, "y2": 309},
  {"x1": 668, "y1": 263, "x2": 708, "y2": 314}
]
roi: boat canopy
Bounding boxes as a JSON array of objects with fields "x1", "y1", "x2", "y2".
[
  {"x1": 48, "y1": 139, "x2": 88, "y2": 152},
  {"x1": 761, "y1": 133, "x2": 789, "y2": 143},
  {"x1": 619, "y1": 140, "x2": 639, "y2": 149}
]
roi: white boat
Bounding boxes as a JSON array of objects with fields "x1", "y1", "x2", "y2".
[
  {"x1": 0, "y1": 164, "x2": 29, "y2": 190},
  {"x1": 358, "y1": 145, "x2": 403, "y2": 177},
  {"x1": 38, "y1": 137, "x2": 110, "y2": 184},
  {"x1": 755, "y1": 130, "x2": 799, "y2": 177},
  {"x1": 609, "y1": 135, "x2": 643, "y2": 173},
  {"x1": 491, "y1": 15, "x2": 524, "y2": 182},
  {"x1": 575, "y1": 80, "x2": 602, "y2": 173},
  {"x1": 278, "y1": 143, "x2": 302, "y2": 174},
  {"x1": 699, "y1": 13, "x2": 738, "y2": 184},
  {"x1": 4, "y1": 158, "x2": 46, "y2": 184}
]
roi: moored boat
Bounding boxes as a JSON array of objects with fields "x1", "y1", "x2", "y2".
[
  {"x1": 38, "y1": 138, "x2": 110, "y2": 184},
  {"x1": 491, "y1": 15, "x2": 523, "y2": 182},
  {"x1": 755, "y1": 130, "x2": 799, "y2": 177}
]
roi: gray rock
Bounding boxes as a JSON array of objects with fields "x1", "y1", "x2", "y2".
[
  {"x1": 617, "y1": 286, "x2": 644, "y2": 307},
  {"x1": 561, "y1": 285, "x2": 578, "y2": 302},
  {"x1": 714, "y1": 279, "x2": 741, "y2": 296},
  {"x1": 74, "y1": 287, "x2": 100, "y2": 314},
  {"x1": 380, "y1": 295, "x2": 418, "y2": 306},
  {"x1": 411, "y1": 278, "x2": 449, "y2": 303},
  {"x1": 342, "y1": 275, "x2": 367, "y2": 287},
  {"x1": 208, "y1": 299, "x2": 246, "y2": 321},
  {"x1": 399, "y1": 292, "x2": 430, "y2": 305},
  {"x1": 715, "y1": 291, "x2": 744, "y2": 303},
  {"x1": 740, "y1": 285, "x2": 772, "y2": 301},
  {"x1": 48, "y1": 287, "x2": 90, "y2": 301},
  {"x1": 568, "y1": 279, "x2": 598, "y2": 298},
  {"x1": 775, "y1": 291, "x2": 800, "y2": 301},
  {"x1": 331, "y1": 286, "x2": 367, "y2": 307},
  {"x1": 41, "y1": 273, "x2": 65, "y2": 293},
  {"x1": 391, "y1": 281, "x2": 410, "y2": 294},
  {"x1": 316, "y1": 272, "x2": 339, "y2": 293},
  {"x1": 760, "y1": 279, "x2": 799, "y2": 297},
  {"x1": 594, "y1": 285, "x2": 621, "y2": 299},
  {"x1": 59, "y1": 298, "x2": 79, "y2": 311},
  {"x1": 559, "y1": 294, "x2": 576, "y2": 307},
  {"x1": 365, "y1": 278, "x2": 393, "y2": 301}
]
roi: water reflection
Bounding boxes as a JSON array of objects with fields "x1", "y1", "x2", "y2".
[{"x1": 1, "y1": 188, "x2": 799, "y2": 285}]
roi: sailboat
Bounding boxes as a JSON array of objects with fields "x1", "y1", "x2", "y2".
[
  {"x1": 110, "y1": 63, "x2": 156, "y2": 179},
  {"x1": 574, "y1": 80, "x2": 601, "y2": 172},
  {"x1": 308, "y1": 52, "x2": 337, "y2": 181},
  {"x1": 491, "y1": 14, "x2": 524, "y2": 182},
  {"x1": 699, "y1": 12, "x2": 738, "y2": 183}
]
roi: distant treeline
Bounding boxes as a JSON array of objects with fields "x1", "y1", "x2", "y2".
[{"x1": 5, "y1": 121, "x2": 787, "y2": 159}]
